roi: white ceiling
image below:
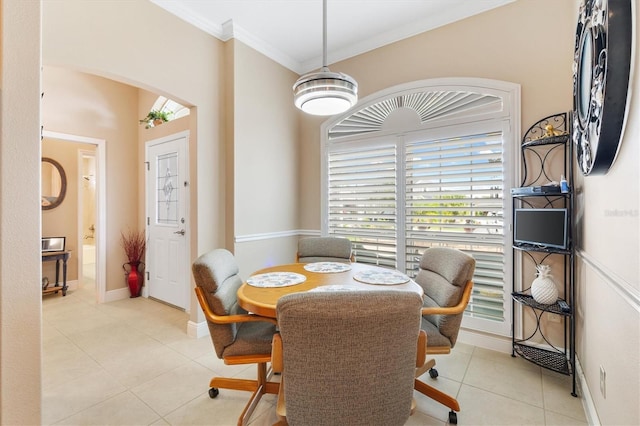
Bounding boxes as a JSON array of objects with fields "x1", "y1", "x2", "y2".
[{"x1": 150, "y1": 0, "x2": 516, "y2": 75}]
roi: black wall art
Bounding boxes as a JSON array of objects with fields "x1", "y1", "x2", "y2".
[{"x1": 572, "y1": 0, "x2": 632, "y2": 175}]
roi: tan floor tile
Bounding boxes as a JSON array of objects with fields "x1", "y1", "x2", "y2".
[
  {"x1": 544, "y1": 409, "x2": 589, "y2": 426},
  {"x1": 45, "y1": 305, "x2": 119, "y2": 335},
  {"x1": 413, "y1": 375, "x2": 462, "y2": 422},
  {"x1": 168, "y1": 334, "x2": 215, "y2": 360},
  {"x1": 542, "y1": 373, "x2": 586, "y2": 422},
  {"x1": 42, "y1": 321, "x2": 65, "y2": 345},
  {"x1": 474, "y1": 346, "x2": 544, "y2": 373},
  {"x1": 42, "y1": 369, "x2": 126, "y2": 425},
  {"x1": 95, "y1": 300, "x2": 149, "y2": 321},
  {"x1": 451, "y1": 341, "x2": 475, "y2": 354},
  {"x1": 163, "y1": 390, "x2": 273, "y2": 426},
  {"x1": 43, "y1": 343, "x2": 101, "y2": 390},
  {"x1": 42, "y1": 283, "x2": 590, "y2": 426},
  {"x1": 457, "y1": 384, "x2": 546, "y2": 425},
  {"x1": 54, "y1": 391, "x2": 160, "y2": 425},
  {"x1": 464, "y1": 350, "x2": 544, "y2": 407},
  {"x1": 100, "y1": 344, "x2": 191, "y2": 388},
  {"x1": 67, "y1": 323, "x2": 164, "y2": 363},
  {"x1": 404, "y1": 411, "x2": 445, "y2": 425},
  {"x1": 428, "y1": 349, "x2": 473, "y2": 382},
  {"x1": 194, "y1": 351, "x2": 255, "y2": 378},
  {"x1": 131, "y1": 361, "x2": 217, "y2": 416},
  {"x1": 247, "y1": 403, "x2": 283, "y2": 426},
  {"x1": 134, "y1": 314, "x2": 191, "y2": 345}
]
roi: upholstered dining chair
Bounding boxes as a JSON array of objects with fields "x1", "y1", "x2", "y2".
[
  {"x1": 192, "y1": 249, "x2": 279, "y2": 426},
  {"x1": 271, "y1": 290, "x2": 427, "y2": 426},
  {"x1": 412, "y1": 247, "x2": 476, "y2": 425},
  {"x1": 295, "y1": 236, "x2": 353, "y2": 263}
]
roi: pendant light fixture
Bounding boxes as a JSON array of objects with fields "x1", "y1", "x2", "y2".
[{"x1": 293, "y1": 0, "x2": 358, "y2": 116}]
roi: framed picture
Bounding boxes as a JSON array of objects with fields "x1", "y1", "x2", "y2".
[{"x1": 42, "y1": 237, "x2": 66, "y2": 252}]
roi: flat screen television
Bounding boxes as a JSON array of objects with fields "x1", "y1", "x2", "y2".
[{"x1": 514, "y1": 208, "x2": 568, "y2": 250}]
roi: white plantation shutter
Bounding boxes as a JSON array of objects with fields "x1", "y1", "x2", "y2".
[
  {"x1": 327, "y1": 131, "x2": 508, "y2": 325},
  {"x1": 404, "y1": 131, "x2": 507, "y2": 323},
  {"x1": 322, "y1": 80, "x2": 519, "y2": 337},
  {"x1": 327, "y1": 143, "x2": 397, "y2": 268}
]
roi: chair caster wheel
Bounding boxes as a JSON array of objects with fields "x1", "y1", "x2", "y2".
[
  {"x1": 429, "y1": 368, "x2": 439, "y2": 379},
  {"x1": 448, "y1": 410, "x2": 457, "y2": 424},
  {"x1": 208, "y1": 387, "x2": 219, "y2": 398}
]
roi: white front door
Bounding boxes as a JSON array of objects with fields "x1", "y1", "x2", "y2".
[{"x1": 145, "y1": 132, "x2": 189, "y2": 310}]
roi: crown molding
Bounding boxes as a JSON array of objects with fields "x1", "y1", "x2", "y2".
[
  {"x1": 151, "y1": 0, "x2": 225, "y2": 39},
  {"x1": 151, "y1": 0, "x2": 302, "y2": 73},
  {"x1": 301, "y1": 1, "x2": 517, "y2": 73},
  {"x1": 223, "y1": 20, "x2": 302, "y2": 73},
  {"x1": 151, "y1": 0, "x2": 516, "y2": 76}
]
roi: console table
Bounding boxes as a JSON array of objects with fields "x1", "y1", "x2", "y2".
[{"x1": 42, "y1": 251, "x2": 70, "y2": 296}]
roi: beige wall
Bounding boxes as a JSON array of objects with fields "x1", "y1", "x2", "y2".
[
  {"x1": 298, "y1": 0, "x2": 577, "y2": 230},
  {"x1": 41, "y1": 72, "x2": 196, "y2": 296},
  {"x1": 41, "y1": 138, "x2": 83, "y2": 282},
  {"x1": 224, "y1": 40, "x2": 235, "y2": 251},
  {"x1": 0, "y1": 1, "x2": 42, "y2": 423},
  {"x1": 43, "y1": 0, "x2": 223, "y2": 326},
  {"x1": 42, "y1": 67, "x2": 139, "y2": 291},
  {"x1": 573, "y1": 13, "x2": 640, "y2": 423},
  {"x1": 42, "y1": 0, "x2": 225, "y2": 261},
  {"x1": 230, "y1": 40, "x2": 302, "y2": 273},
  {"x1": 233, "y1": 41, "x2": 299, "y2": 236}
]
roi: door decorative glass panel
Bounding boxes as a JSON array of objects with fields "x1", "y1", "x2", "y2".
[{"x1": 156, "y1": 152, "x2": 179, "y2": 225}]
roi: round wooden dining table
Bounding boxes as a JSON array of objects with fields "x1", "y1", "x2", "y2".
[{"x1": 237, "y1": 262, "x2": 423, "y2": 318}]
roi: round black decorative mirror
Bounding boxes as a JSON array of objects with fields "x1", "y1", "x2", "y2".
[
  {"x1": 572, "y1": 0, "x2": 632, "y2": 176},
  {"x1": 41, "y1": 157, "x2": 67, "y2": 210}
]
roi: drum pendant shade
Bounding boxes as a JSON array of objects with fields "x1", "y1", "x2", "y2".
[{"x1": 293, "y1": 0, "x2": 357, "y2": 116}]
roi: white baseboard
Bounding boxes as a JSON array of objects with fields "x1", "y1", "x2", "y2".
[
  {"x1": 187, "y1": 320, "x2": 209, "y2": 338},
  {"x1": 576, "y1": 356, "x2": 601, "y2": 426},
  {"x1": 104, "y1": 287, "x2": 131, "y2": 303},
  {"x1": 457, "y1": 328, "x2": 512, "y2": 353},
  {"x1": 64, "y1": 279, "x2": 79, "y2": 291}
]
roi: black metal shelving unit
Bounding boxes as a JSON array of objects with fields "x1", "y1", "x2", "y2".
[{"x1": 511, "y1": 112, "x2": 577, "y2": 396}]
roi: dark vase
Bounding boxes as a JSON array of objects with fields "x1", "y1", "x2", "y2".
[{"x1": 123, "y1": 261, "x2": 144, "y2": 298}]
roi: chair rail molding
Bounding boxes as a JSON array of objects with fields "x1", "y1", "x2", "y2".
[
  {"x1": 235, "y1": 229, "x2": 320, "y2": 243},
  {"x1": 576, "y1": 249, "x2": 640, "y2": 312}
]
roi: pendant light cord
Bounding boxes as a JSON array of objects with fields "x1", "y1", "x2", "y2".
[{"x1": 322, "y1": 0, "x2": 328, "y2": 71}]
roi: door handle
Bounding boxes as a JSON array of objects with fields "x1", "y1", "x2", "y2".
[{"x1": 174, "y1": 229, "x2": 185, "y2": 236}]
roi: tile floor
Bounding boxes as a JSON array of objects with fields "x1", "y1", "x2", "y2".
[{"x1": 43, "y1": 281, "x2": 588, "y2": 425}]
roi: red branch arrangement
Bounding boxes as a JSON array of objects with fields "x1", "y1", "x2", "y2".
[{"x1": 120, "y1": 229, "x2": 146, "y2": 264}]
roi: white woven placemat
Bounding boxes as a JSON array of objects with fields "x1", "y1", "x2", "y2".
[
  {"x1": 303, "y1": 262, "x2": 352, "y2": 273},
  {"x1": 353, "y1": 269, "x2": 410, "y2": 285},
  {"x1": 246, "y1": 272, "x2": 306, "y2": 288}
]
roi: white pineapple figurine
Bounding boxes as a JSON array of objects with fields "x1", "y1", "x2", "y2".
[{"x1": 531, "y1": 264, "x2": 558, "y2": 305}]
